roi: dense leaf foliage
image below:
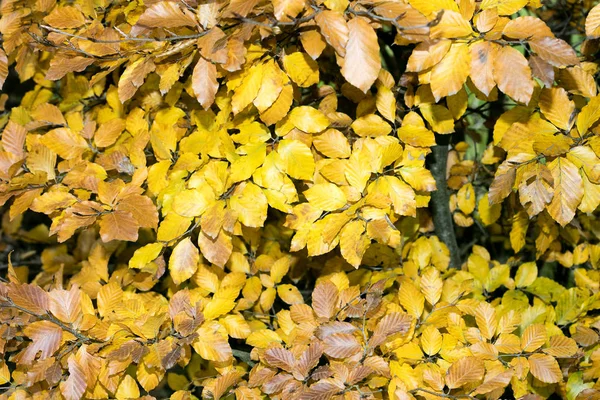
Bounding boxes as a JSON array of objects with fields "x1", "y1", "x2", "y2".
[{"x1": 0, "y1": 0, "x2": 600, "y2": 399}]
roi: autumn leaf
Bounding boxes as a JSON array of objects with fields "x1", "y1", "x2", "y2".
[{"x1": 342, "y1": 18, "x2": 381, "y2": 93}]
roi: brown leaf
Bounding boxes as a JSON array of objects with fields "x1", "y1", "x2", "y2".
[
  {"x1": 118, "y1": 58, "x2": 156, "y2": 103},
  {"x1": 204, "y1": 371, "x2": 241, "y2": 400},
  {"x1": 528, "y1": 353, "x2": 561, "y2": 383},
  {"x1": 369, "y1": 312, "x2": 412, "y2": 348},
  {"x1": 60, "y1": 355, "x2": 87, "y2": 400},
  {"x1": 503, "y1": 16, "x2": 554, "y2": 40},
  {"x1": 44, "y1": 6, "x2": 86, "y2": 29},
  {"x1": 294, "y1": 341, "x2": 323, "y2": 380},
  {"x1": 0, "y1": 48, "x2": 7, "y2": 90},
  {"x1": 115, "y1": 194, "x2": 159, "y2": 229},
  {"x1": 543, "y1": 335, "x2": 578, "y2": 358},
  {"x1": 2, "y1": 121, "x2": 26, "y2": 158},
  {"x1": 445, "y1": 356, "x2": 485, "y2": 389},
  {"x1": 529, "y1": 55, "x2": 555, "y2": 88},
  {"x1": 198, "y1": 229, "x2": 233, "y2": 267},
  {"x1": 469, "y1": 41, "x2": 497, "y2": 97},
  {"x1": 46, "y1": 56, "x2": 94, "y2": 81},
  {"x1": 312, "y1": 281, "x2": 339, "y2": 320},
  {"x1": 489, "y1": 160, "x2": 517, "y2": 204},
  {"x1": 8, "y1": 283, "x2": 50, "y2": 315},
  {"x1": 341, "y1": 18, "x2": 381, "y2": 93},
  {"x1": 493, "y1": 46, "x2": 533, "y2": 104},
  {"x1": 323, "y1": 333, "x2": 362, "y2": 358},
  {"x1": 99, "y1": 210, "x2": 140, "y2": 242},
  {"x1": 16, "y1": 321, "x2": 63, "y2": 364},
  {"x1": 521, "y1": 324, "x2": 546, "y2": 352},
  {"x1": 530, "y1": 37, "x2": 579, "y2": 67},
  {"x1": 572, "y1": 325, "x2": 599, "y2": 347},
  {"x1": 135, "y1": 1, "x2": 197, "y2": 28},
  {"x1": 264, "y1": 347, "x2": 296, "y2": 373},
  {"x1": 300, "y1": 379, "x2": 344, "y2": 400},
  {"x1": 223, "y1": 0, "x2": 260, "y2": 18},
  {"x1": 192, "y1": 57, "x2": 219, "y2": 110},
  {"x1": 49, "y1": 285, "x2": 82, "y2": 324},
  {"x1": 471, "y1": 369, "x2": 513, "y2": 395}
]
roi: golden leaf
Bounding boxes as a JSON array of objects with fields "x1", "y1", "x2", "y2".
[
  {"x1": 342, "y1": 18, "x2": 381, "y2": 93},
  {"x1": 445, "y1": 356, "x2": 485, "y2": 389}
]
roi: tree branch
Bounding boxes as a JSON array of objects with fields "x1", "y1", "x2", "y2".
[{"x1": 428, "y1": 134, "x2": 461, "y2": 269}]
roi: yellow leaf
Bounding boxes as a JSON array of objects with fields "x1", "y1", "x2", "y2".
[
  {"x1": 351, "y1": 114, "x2": 392, "y2": 137},
  {"x1": 304, "y1": 183, "x2": 347, "y2": 211},
  {"x1": 385, "y1": 176, "x2": 417, "y2": 217},
  {"x1": 277, "y1": 139, "x2": 315, "y2": 180},
  {"x1": 420, "y1": 104, "x2": 455, "y2": 134},
  {"x1": 576, "y1": 95, "x2": 600, "y2": 136},
  {"x1": 277, "y1": 284, "x2": 304, "y2": 305},
  {"x1": 260, "y1": 84, "x2": 294, "y2": 126},
  {"x1": 539, "y1": 87, "x2": 575, "y2": 131},
  {"x1": 421, "y1": 325, "x2": 443, "y2": 356},
  {"x1": 157, "y1": 213, "x2": 192, "y2": 244},
  {"x1": 342, "y1": 18, "x2": 381, "y2": 93},
  {"x1": 339, "y1": 220, "x2": 370, "y2": 267},
  {"x1": 313, "y1": 129, "x2": 351, "y2": 158},
  {"x1": 232, "y1": 63, "x2": 264, "y2": 114},
  {"x1": 397, "y1": 125, "x2": 436, "y2": 147},
  {"x1": 546, "y1": 157, "x2": 583, "y2": 226},
  {"x1": 475, "y1": 302, "x2": 497, "y2": 340},
  {"x1": 221, "y1": 314, "x2": 252, "y2": 339},
  {"x1": 116, "y1": 375, "x2": 140, "y2": 400},
  {"x1": 289, "y1": 106, "x2": 330, "y2": 133},
  {"x1": 478, "y1": 193, "x2": 501, "y2": 225},
  {"x1": 480, "y1": 0, "x2": 528, "y2": 15},
  {"x1": 254, "y1": 61, "x2": 285, "y2": 112},
  {"x1": 408, "y1": 0, "x2": 459, "y2": 16},
  {"x1": 97, "y1": 282, "x2": 123, "y2": 318},
  {"x1": 515, "y1": 262, "x2": 537, "y2": 288},
  {"x1": 169, "y1": 238, "x2": 199, "y2": 285},
  {"x1": 194, "y1": 322, "x2": 232, "y2": 362},
  {"x1": 229, "y1": 143, "x2": 267, "y2": 184},
  {"x1": 431, "y1": 10, "x2": 474, "y2": 39},
  {"x1": 457, "y1": 183, "x2": 476, "y2": 215},
  {"x1": 376, "y1": 85, "x2": 396, "y2": 122},
  {"x1": 420, "y1": 267, "x2": 443, "y2": 305},
  {"x1": 398, "y1": 281, "x2": 424, "y2": 318},
  {"x1": 521, "y1": 324, "x2": 546, "y2": 352},
  {"x1": 283, "y1": 52, "x2": 320, "y2": 87},
  {"x1": 204, "y1": 297, "x2": 236, "y2": 320},
  {"x1": 430, "y1": 43, "x2": 470, "y2": 101},
  {"x1": 229, "y1": 182, "x2": 268, "y2": 228},
  {"x1": 172, "y1": 187, "x2": 216, "y2": 218},
  {"x1": 586, "y1": 4, "x2": 600, "y2": 38},
  {"x1": 246, "y1": 329, "x2": 282, "y2": 348},
  {"x1": 130, "y1": 243, "x2": 164, "y2": 270}
]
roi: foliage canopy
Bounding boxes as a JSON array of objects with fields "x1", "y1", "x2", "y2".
[{"x1": 0, "y1": 0, "x2": 600, "y2": 399}]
